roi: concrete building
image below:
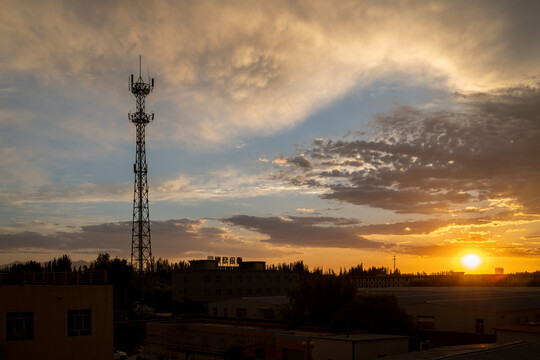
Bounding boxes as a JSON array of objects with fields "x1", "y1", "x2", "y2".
[
  {"x1": 0, "y1": 271, "x2": 113, "y2": 360},
  {"x1": 208, "y1": 296, "x2": 289, "y2": 320},
  {"x1": 172, "y1": 259, "x2": 298, "y2": 313}
]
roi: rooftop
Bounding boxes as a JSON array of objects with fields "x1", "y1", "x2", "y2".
[
  {"x1": 0, "y1": 270, "x2": 107, "y2": 285},
  {"x1": 362, "y1": 287, "x2": 540, "y2": 312}
]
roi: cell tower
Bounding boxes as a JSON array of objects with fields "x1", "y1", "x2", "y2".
[{"x1": 129, "y1": 56, "x2": 154, "y2": 303}]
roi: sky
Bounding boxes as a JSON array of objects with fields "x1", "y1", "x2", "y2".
[{"x1": 1, "y1": 0, "x2": 539, "y2": 274}]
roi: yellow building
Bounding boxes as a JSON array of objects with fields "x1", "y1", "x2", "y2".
[{"x1": 0, "y1": 271, "x2": 113, "y2": 360}]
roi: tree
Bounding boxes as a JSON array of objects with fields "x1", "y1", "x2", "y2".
[{"x1": 283, "y1": 273, "x2": 414, "y2": 336}]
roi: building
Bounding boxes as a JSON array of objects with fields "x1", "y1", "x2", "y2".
[
  {"x1": 363, "y1": 287, "x2": 540, "y2": 335},
  {"x1": 495, "y1": 324, "x2": 540, "y2": 344},
  {"x1": 141, "y1": 319, "x2": 409, "y2": 360},
  {"x1": 0, "y1": 271, "x2": 113, "y2": 360},
  {"x1": 208, "y1": 296, "x2": 289, "y2": 320},
  {"x1": 349, "y1": 275, "x2": 412, "y2": 288},
  {"x1": 172, "y1": 259, "x2": 299, "y2": 313}
]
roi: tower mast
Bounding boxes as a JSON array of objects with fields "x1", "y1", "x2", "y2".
[{"x1": 129, "y1": 56, "x2": 155, "y2": 305}]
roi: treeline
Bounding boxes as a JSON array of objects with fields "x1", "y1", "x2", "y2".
[
  {"x1": 3, "y1": 253, "x2": 190, "y2": 275},
  {"x1": 266, "y1": 261, "x2": 399, "y2": 276},
  {"x1": 3, "y1": 253, "x2": 190, "y2": 313}
]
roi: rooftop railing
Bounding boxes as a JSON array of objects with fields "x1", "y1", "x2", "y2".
[{"x1": 0, "y1": 270, "x2": 107, "y2": 286}]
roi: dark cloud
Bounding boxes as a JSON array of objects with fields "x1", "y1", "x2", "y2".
[
  {"x1": 222, "y1": 215, "x2": 383, "y2": 249},
  {"x1": 275, "y1": 85, "x2": 540, "y2": 215},
  {"x1": 0, "y1": 219, "x2": 285, "y2": 260}
]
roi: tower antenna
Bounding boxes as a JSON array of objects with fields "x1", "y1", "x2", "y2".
[{"x1": 129, "y1": 56, "x2": 155, "y2": 307}]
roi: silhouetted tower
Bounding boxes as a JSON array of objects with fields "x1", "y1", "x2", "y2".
[{"x1": 129, "y1": 56, "x2": 155, "y2": 303}]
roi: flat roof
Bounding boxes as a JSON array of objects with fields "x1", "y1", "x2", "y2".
[{"x1": 361, "y1": 287, "x2": 540, "y2": 312}]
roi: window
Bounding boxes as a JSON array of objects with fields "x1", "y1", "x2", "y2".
[
  {"x1": 475, "y1": 319, "x2": 484, "y2": 334},
  {"x1": 216, "y1": 288, "x2": 222, "y2": 296},
  {"x1": 223, "y1": 308, "x2": 228, "y2": 317},
  {"x1": 237, "y1": 288, "x2": 243, "y2": 296},
  {"x1": 213, "y1": 307, "x2": 218, "y2": 316},
  {"x1": 215, "y1": 275, "x2": 221, "y2": 283},
  {"x1": 67, "y1": 309, "x2": 92, "y2": 336},
  {"x1": 6, "y1": 312, "x2": 34, "y2": 341},
  {"x1": 236, "y1": 308, "x2": 247, "y2": 318},
  {"x1": 226, "y1": 288, "x2": 232, "y2": 296}
]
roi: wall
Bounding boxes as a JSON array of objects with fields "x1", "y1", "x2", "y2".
[
  {"x1": 0, "y1": 285, "x2": 113, "y2": 360},
  {"x1": 405, "y1": 302, "x2": 540, "y2": 334}
]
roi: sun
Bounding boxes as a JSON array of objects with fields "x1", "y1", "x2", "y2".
[{"x1": 461, "y1": 253, "x2": 482, "y2": 270}]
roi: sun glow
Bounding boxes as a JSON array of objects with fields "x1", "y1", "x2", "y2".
[{"x1": 461, "y1": 253, "x2": 482, "y2": 271}]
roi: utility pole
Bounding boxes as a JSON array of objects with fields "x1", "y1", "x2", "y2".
[{"x1": 129, "y1": 56, "x2": 155, "y2": 307}]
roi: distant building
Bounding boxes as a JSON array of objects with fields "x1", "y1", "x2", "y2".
[
  {"x1": 171, "y1": 259, "x2": 299, "y2": 313},
  {"x1": 349, "y1": 275, "x2": 412, "y2": 288},
  {"x1": 208, "y1": 295, "x2": 289, "y2": 320},
  {"x1": 0, "y1": 271, "x2": 113, "y2": 360},
  {"x1": 364, "y1": 287, "x2": 540, "y2": 336}
]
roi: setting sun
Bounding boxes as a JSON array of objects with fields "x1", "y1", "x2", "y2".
[{"x1": 461, "y1": 253, "x2": 482, "y2": 270}]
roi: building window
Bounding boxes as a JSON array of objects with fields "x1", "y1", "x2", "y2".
[
  {"x1": 275, "y1": 288, "x2": 281, "y2": 295},
  {"x1": 67, "y1": 309, "x2": 92, "y2": 336},
  {"x1": 213, "y1": 307, "x2": 218, "y2": 316},
  {"x1": 237, "y1": 288, "x2": 243, "y2": 296},
  {"x1": 216, "y1": 288, "x2": 222, "y2": 296},
  {"x1": 6, "y1": 312, "x2": 34, "y2": 341},
  {"x1": 204, "y1": 274, "x2": 212, "y2": 282},
  {"x1": 236, "y1": 308, "x2": 247, "y2": 318},
  {"x1": 226, "y1": 288, "x2": 232, "y2": 296},
  {"x1": 204, "y1": 288, "x2": 211, "y2": 296},
  {"x1": 475, "y1": 319, "x2": 484, "y2": 334},
  {"x1": 247, "y1": 288, "x2": 253, "y2": 296},
  {"x1": 215, "y1": 275, "x2": 221, "y2": 283},
  {"x1": 223, "y1": 308, "x2": 228, "y2": 317}
]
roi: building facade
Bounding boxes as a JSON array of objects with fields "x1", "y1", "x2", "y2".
[
  {"x1": 0, "y1": 271, "x2": 113, "y2": 360},
  {"x1": 172, "y1": 260, "x2": 298, "y2": 313}
]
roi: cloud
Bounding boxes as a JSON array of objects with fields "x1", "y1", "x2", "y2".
[
  {"x1": 3, "y1": 0, "x2": 540, "y2": 148},
  {"x1": 0, "y1": 219, "x2": 287, "y2": 260},
  {"x1": 223, "y1": 215, "x2": 383, "y2": 248},
  {"x1": 275, "y1": 85, "x2": 540, "y2": 215},
  {"x1": 394, "y1": 242, "x2": 540, "y2": 258}
]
